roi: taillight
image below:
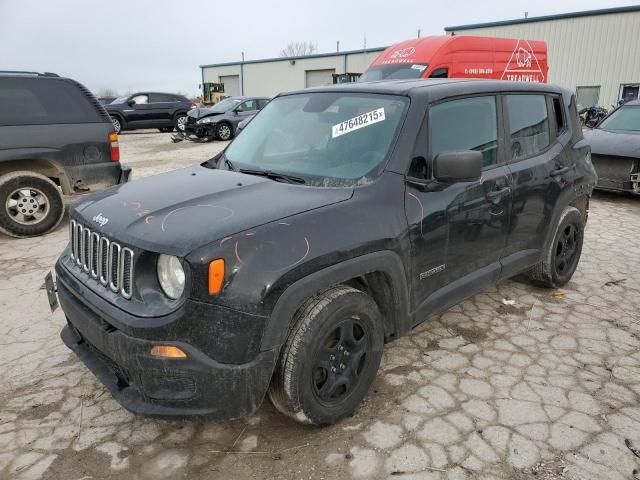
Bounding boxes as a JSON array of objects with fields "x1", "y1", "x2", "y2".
[{"x1": 109, "y1": 132, "x2": 120, "y2": 162}]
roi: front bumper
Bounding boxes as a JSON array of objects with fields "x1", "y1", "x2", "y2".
[
  {"x1": 184, "y1": 121, "x2": 216, "y2": 138},
  {"x1": 56, "y1": 263, "x2": 276, "y2": 420}
]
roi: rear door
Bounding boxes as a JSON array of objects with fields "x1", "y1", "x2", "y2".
[
  {"x1": 406, "y1": 94, "x2": 512, "y2": 317},
  {"x1": 500, "y1": 92, "x2": 570, "y2": 277},
  {"x1": 148, "y1": 93, "x2": 178, "y2": 125}
]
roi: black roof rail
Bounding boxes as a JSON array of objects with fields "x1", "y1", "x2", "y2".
[{"x1": 0, "y1": 70, "x2": 60, "y2": 77}]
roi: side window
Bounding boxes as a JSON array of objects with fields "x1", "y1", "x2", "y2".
[
  {"x1": 430, "y1": 96, "x2": 498, "y2": 168},
  {"x1": 237, "y1": 100, "x2": 257, "y2": 112},
  {"x1": 131, "y1": 94, "x2": 148, "y2": 105},
  {"x1": 429, "y1": 68, "x2": 448, "y2": 79},
  {"x1": 257, "y1": 99, "x2": 269, "y2": 109},
  {"x1": 506, "y1": 95, "x2": 550, "y2": 160},
  {"x1": 552, "y1": 96, "x2": 566, "y2": 136},
  {"x1": 149, "y1": 93, "x2": 174, "y2": 103}
]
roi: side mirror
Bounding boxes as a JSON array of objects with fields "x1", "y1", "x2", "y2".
[
  {"x1": 127, "y1": 99, "x2": 136, "y2": 107},
  {"x1": 585, "y1": 119, "x2": 598, "y2": 128},
  {"x1": 434, "y1": 150, "x2": 482, "y2": 183}
]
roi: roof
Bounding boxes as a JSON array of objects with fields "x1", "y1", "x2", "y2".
[
  {"x1": 445, "y1": 5, "x2": 640, "y2": 31},
  {"x1": 200, "y1": 47, "x2": 387, "y2": 69},
  {"x1": 280, "y1": 78, "x2": 564, "y2": 98}
]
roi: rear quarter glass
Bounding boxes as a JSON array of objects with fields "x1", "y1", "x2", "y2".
[{"x1": 0, "y1": 77, "x2": 105, "y2": 126}]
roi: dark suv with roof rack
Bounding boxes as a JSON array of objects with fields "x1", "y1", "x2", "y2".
[
  {"x1": 52, "y1": 78, "x2": 595, "y2": 425},
  {"x1": 0, "y1": 71, "x2": 130, "y2": 238}
]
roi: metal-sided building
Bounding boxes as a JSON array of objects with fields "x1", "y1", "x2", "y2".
[
  {"x1": 445, "y1": 5, "x2": 640, "y2": 109},
  {"x1": 200, "y1": 48, "x2": 385, "y2": 99}
]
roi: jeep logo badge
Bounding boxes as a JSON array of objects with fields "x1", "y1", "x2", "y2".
[{"x1": 92, "y1": 213, "x2": 109, "y2": 227}]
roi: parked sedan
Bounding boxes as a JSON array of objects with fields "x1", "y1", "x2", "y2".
[
  {"x1": 106, "y1": 92, "x2": 196, "y2": 134},
  {"x1": 584, "y1": 100, "x2": 640, "y2": 194},
  {"x1": 183, "y1": 96, "x2": 269, "y2": 141}
]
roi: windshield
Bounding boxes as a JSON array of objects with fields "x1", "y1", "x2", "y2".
[
  {"x1": 599, "y1": 105, "x2": 640, "y2": 133},
  {"x1": 359, "y1": 64, "x2": 428, "y2": 82},
  {"x1": 111, "y1": 95, "x2": 130, "y2": 104},
  {"x1": 225, "y1": 92, "x2": 408, "y2": 185},
  {"x1": 211, "y1": 97, "x2": 242, "y2": 113}
]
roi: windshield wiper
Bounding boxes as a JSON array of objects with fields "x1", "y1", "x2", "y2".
[
  {"x1": 239, "y1": 168, "x2": 306, "y2": 184},
  {"x1": 224, "y1": 157, "x2": 236, "y2": 171}
]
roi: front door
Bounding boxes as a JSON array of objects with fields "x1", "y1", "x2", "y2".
[
  {"x1": 126, "y1": 94, "x2": 151, "y2": 126},
  {"x1": 406, "y1": 95, "x2": 511, "y2": 318}
]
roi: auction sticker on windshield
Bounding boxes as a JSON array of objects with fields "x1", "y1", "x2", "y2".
[{"x1": 332, "y1": 108, "x2": 386, "y2": 138}]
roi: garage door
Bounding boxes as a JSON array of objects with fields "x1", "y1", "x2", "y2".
[
  {"x1": 220, "y1": 75, "x2": 240, "y2": 96},
  {"x1": 305, "y1": 69, "x2": 335, "y2": 88}
]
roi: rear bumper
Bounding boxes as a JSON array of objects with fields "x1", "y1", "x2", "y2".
[
  {"x1": 56, "y1": 264, "x2": 276, "y2": 420},
  {"x1": 64, "y1": 162, "x2": 131, "y2": 194}
]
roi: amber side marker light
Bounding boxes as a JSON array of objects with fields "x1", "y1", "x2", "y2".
[
  {"x1": 208, "y1": 259, "x2": 225, "y2": 295},
  {"x1": 150, "y1": 345, "x2": 187, "y2": 359}
]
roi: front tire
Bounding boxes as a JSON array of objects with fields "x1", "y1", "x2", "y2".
[
  {"x1": 0, "y1": 171, "x2": 64, "y2": 238},
  {"x1": 215, "y1": 122, "x2": 233, "y2": 141},
  {"x1": 268, "y1": 285, "x2": 384, "y2": 425},
  {"x1": 174, "y1": 114, "x2": 187, "y2": 132},
  {"x1": 528, "y1": 206, "x2": 584, "y2": 288}
]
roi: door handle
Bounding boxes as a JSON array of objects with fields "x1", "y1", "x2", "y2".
[
  {"x1": 486, "y1": 186, "x2": 511, "y2": 199},
  {"x1": 550, "y1": 163, "x2": 575, "y2": 177}
]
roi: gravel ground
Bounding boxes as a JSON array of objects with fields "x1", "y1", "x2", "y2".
[{"x1": 1, "y1": 130, "x2": 640, "y2": 480}]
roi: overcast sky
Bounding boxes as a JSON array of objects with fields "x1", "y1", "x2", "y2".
[{"x1": 0, "y1": 0, "x2": 636, "y2": 97}]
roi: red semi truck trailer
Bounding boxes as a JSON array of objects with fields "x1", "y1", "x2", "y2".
[{"x1": 361, "y1": 35, "x2": 548, "y2": 83}]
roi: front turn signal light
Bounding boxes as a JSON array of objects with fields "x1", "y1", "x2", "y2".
[
  {"x1": 208, "y1": 259, "x2": 225, "y2": 295},
  {"x1": 150, "y1": 345, "x2": 187, "y2": 359}
]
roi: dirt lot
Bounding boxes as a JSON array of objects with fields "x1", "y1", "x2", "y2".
[{"x1": 1, "y1": 130, "x2": 640, "y2": 480}]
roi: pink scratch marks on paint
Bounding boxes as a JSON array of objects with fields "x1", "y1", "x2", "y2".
[
  {"x1": 219, "y1": 236, "x2": 233, "y2": 247},
  {"x1": 407, "y1": 192, "x2": 424, "y2": 236},
  {"x1": 161, "y1": 205, "x2": 234, "y2": 232},
  {"x1": 234, "y1": 236, "x2": 310, "y2": 272}
]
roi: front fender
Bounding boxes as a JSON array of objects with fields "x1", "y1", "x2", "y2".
[{"x1": 260, "y1": 250, "x2": 410, "y2": 350}]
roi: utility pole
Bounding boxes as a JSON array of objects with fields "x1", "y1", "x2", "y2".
[
  {"x1": 417, "y1": 28, "x2": 421, "y2": 38},
  {"x1": 240, "y1": 51, "x2": 245, "y2": 96},
  {"x1": 336, "y1": 40, "x2": 340, "y2": 52}
]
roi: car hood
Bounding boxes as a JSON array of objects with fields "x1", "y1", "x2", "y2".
[
  {"x1": 584, "y1": 128, "x2": 640, "y2": 158},
  {"x1": 188, "y1": 107, "x2": 225, "y2": 120},
  {"x1": 71, "y1": 165, "x2": 353, "y2": 256}
]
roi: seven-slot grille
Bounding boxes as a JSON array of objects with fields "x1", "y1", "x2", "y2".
[{"x1": 69, "y1": 219, "x2": 134, "y2": 299}]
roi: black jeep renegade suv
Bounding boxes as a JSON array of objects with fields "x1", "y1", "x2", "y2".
[{"x1": 54, "y1": 79, "x2": 596, "y2": 425}]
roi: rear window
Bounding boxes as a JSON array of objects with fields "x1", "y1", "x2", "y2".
[{"x1": 0, "y1": 77, "x2": 104, "y2": 126}]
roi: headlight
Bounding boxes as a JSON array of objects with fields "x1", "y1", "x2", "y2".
[
  {"x1": 197, "y1": 117, "x2": 216, "y2": 125},
  {"x1": 157, "y1": 254, "x2": 185, "y2": 299}
]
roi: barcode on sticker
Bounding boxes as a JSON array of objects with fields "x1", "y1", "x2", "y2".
[{"x1": 332, "y1": 108, "x2": 386, "y2": 138}]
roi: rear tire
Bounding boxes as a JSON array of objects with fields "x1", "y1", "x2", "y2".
[
  {"x1": 0, "y1": 171, "x2": 64, "y2": 238},
  {"x1": 268, "y1": 285, "x2": 383, "y2": 425},
  {"x1": 528, "y1": 206, "x2": 584, "y2": 288},
  {"x1": 110, "y1": 116, "x2": 122, "y2": 133}
]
